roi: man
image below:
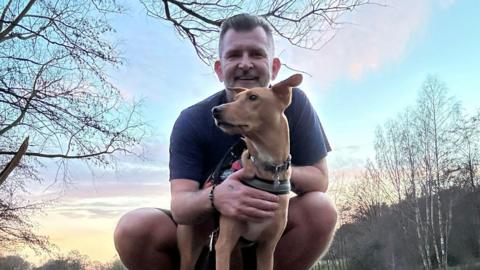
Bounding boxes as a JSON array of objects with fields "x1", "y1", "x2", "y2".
[{"x1": 114, "y1": 14, "x2": 337, "y2": 270}]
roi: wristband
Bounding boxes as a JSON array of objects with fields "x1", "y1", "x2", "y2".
[{"x1": 208, "y1": 185, "x2": 217, "y2": 210}]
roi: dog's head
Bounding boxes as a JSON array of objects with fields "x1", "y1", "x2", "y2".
[{"x1": 212, "y1": 74, "x2": 303, "y2": 135}]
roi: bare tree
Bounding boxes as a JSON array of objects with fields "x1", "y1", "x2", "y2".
[
  {"x1": 415, "y1": 76, "x2": 462, "y2": 270},
  {"x1": 451, "y1": 110, "x2": 480, "y2": 192},
  {"x1": 374, "y1": 109, "x2": 433, "y2": 269},
  {"x1": 371, "y1": 76, "x2": 463, "y2": 269},
  {"x1": 139, "y1": 0, "x2": 379, "y2": 64},
  {"x1": 0, "y1": 0, "x2": 146, "y2": 252},
  {"x1": 450, "y1": 109, "x2": 480, "y2": 265}
]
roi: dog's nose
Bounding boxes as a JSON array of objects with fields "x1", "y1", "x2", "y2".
[{"x1": 212, "y1": 106, "x2": 222, "y2": 119}]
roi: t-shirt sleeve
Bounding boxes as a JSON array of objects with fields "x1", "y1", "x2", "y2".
[
  {"x1": 169, "y1": 110, "x2": 205, "y2": 182},
  {"x1": 288, "y1": 89, "x2": 331, "y2": 166}
]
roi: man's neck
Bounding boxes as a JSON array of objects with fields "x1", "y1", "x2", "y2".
[{"x1": 225, "y1": 89, "x2": 235, "y2": 102}]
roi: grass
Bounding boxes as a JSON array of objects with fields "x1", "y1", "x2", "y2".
[{"x1": 309, "y1": 259, "x2": 480, "y2": 270}]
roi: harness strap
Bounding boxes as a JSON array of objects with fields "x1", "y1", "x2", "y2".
[
  {"x1": 211, "y1": 140, "x2": 246, "y2": 185},
  {"x1": 208, "y1": 140, "x2": 246, "y2": 230},
  {"x1": 241, "y1": 177, "x2": 291, "y2": 195}
]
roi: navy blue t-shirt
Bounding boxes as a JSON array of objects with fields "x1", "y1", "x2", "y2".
[{"x1": 169, "y1": 88, "x2": 331, "y2": 186}]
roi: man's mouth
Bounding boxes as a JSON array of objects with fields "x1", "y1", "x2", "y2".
[{"x1": 235, "y1": 76, "x2": 258, "y2": 81}]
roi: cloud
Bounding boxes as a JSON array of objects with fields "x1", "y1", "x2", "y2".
[
  {"x1": 29, "y1": 137, "x2": 172, "y2": 191},
  {"x1": 35, "y1": 180, "x2": 170, "y2": 201},
  {"x1": 328, "y1": 143, "x2": 372, "y2": 171},
  {"x1": 278, "y1": 0, "x2": 431, "y2": 90},
  {"x1": 34, "y1": 182, "x2": 172, "y2": 220},
  {"x1": 56, "y1": 207, "x2": 128, "y2": 220}
]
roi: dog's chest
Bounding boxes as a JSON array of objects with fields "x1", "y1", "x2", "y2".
[{"x1": 242, "y1": 220, "x2": 274, "y2": 242}]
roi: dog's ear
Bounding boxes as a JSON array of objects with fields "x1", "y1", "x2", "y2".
[
  {"x1": 272, "y1": 74, "x2": 303, "y2": 105},
  {"x1": 284, "y1": 74, "x2": 303, "y2": 87},
  {"x1": 227, "y1": 87, "x2": 247, "y2": 95}
]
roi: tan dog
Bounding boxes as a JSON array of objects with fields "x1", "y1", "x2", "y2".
[{"x1": 178, "y1": 74, "x2": 302, "y2": 270}]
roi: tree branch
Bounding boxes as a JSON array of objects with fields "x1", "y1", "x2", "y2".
[
  {"x1": 0, "y1": 137, "x2": 29, "y2": 187},
  {"x1": 0, "y1": 0, "x2": 37, "y2": 41},
  {"x1": 0, "y1": 59, "x2": 55, "y2": 137},
  {"x1": 165, "y1": 0, "x2": 222, "y2": 26},
  {"x1": 140, "y1": 0, "x2": 377, "y2": 64},
  {"x1": 0, "y1": 0, "x2": 14, "y2": 32}
]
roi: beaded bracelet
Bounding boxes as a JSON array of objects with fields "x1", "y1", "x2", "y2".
[{"x1": 208, "y1": 184, "x2": 217, "y2": 210}]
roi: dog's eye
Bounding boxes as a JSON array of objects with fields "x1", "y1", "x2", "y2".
[{"x1": 248, "y1": 95, "x2": 258, "y2": 101}]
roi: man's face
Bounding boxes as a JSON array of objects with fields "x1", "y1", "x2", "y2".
[{"x1": 215, "y1": 27, "x2": 280, "y2": 90}]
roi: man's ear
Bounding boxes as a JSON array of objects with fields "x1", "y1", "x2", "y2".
[
  {"x1": 271, "y1": 57, "x2": 281, "y2": 81},
  {"x1": 214, "y1": 60, "x2": 224, "y2": 82},
  {"x1": 271, "y1": 74, "x2": 303, "y2": 106}
]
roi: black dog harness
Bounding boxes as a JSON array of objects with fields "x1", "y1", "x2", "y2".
[
  {"x1": 241, "y1": 177, "x2": 291, "y2": 195},
  {"x1": 210, "y1": 140, "x2": 292, "y2": 195}
]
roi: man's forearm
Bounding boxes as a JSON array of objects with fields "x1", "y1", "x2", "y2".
[
  {"x1": 291, "y1": 162, "x2": 329, "y2": 195},
  {"x1": 171, "y1": 185, "x2": 214, "y2": 225}
]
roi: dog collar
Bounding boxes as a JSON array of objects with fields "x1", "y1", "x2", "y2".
[
  {"x1": 249, "y1": 154, "x2": 292, "y2": 175},
  {"x1": 241, "y1": 178, "x2": 291, "y2": 195}
]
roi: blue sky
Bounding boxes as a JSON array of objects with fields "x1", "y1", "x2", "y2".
[{"x1": 18, "y1": 0, "x2": 480, "y2": 264}]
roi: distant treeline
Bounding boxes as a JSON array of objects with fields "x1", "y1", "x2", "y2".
[
  {"x1": 0, "y1": 251, "x2": 126, "y2": 270},
  {"x1": 323, "y1": 188, "x2": 479, "y2": 270}
]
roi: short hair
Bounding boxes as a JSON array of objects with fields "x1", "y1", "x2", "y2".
[{"x1": 218, "y1": 13, "x2": 274, "y2": 56}]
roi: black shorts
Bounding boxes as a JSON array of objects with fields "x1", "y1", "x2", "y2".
[
  {"x1": 157, "y1": 208, "x2": 257, "y2": 269},
  {"x1": 158, "y1": 208, "x2": 177, "y2": 226}
]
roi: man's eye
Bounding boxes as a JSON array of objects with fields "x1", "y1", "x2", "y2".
[
  {"x1": 252, "y1": 51, "x2": 265, "y2": 58},
  {"x1": 249, "y1": 95, "x2": 258, "y2": 101},
  {"x1": 227, "y1": 52, "x2": 241, "y2": 58}
]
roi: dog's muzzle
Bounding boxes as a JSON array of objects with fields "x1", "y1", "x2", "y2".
[{"x1": 212, "y1": 105, "x2": 223, "y2": 120}]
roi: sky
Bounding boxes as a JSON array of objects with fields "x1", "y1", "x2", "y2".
[{"x1": 11, "y1": 0, "x2": 480, "y2": 265}]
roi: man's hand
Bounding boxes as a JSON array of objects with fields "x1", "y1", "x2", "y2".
[{"x1": 213, "y1": 168, "x2": 280, "y2": 222}]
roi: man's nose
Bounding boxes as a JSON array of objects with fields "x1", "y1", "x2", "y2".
[{"x1": 238, "y1": 53, "x2": 253, "y2": 70}]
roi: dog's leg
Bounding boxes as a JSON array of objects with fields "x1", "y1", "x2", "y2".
[
  {"x1": 257, "y1": 198, "x2": 289, "y2": 270},
  {"x1": 256, "y1": 241, "x2": 277, "y2": 270},
  {"x1": 230, "y1": 246, "x2": 244, "y2": 270},
  {"x1": 178, "y1": 224, "x2": 205, "y2": 270},
  {"x1": 216, "y1": 217, "x2": 243, "y2": 270}
]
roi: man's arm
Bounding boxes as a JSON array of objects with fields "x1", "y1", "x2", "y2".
[
  {"x1": 171, "y1": 169, "x2": 281, "y2": 225},
  {"x1": 170, "y1": 179, "x2": 213, "y2": 224},
  {"x1": 286, "y1": 89, "x2": 330, "y2": 195},
  {"x1": 290, "y1": 157, "x2": 328, "y2": 195}
]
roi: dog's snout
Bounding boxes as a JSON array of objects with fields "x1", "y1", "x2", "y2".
[{"x1": 212, "y1": 106, "x2": 222, "y2": 119}]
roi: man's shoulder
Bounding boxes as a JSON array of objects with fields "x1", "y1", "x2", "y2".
[
  {"x1": 291, "y1": 87, "x2": 309, "y2": 104},
  {"x1": 173, "y1": 90, "x2": 225, "y2": 133},
  {"x1": 286, "y1": 87, "x2": 310, "y2": 116}
]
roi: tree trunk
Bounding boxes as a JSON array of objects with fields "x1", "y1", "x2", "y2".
[{"x1": 0, "y1": 137, "x2": 29, "y2": 186}]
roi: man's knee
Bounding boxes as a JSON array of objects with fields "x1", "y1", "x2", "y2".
[
  {"x1": 116, "y1": 208, "x2": 154, "y2": 242},
  {"x1": 114, "y1": 208, "x2": 179, "y2": 269},
  {"x1": 114, "y1": 208, "x2": 178, "y2": 256},
  {"x1": 291, "y1": 192, "x2": 337, "y2": 238}
]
